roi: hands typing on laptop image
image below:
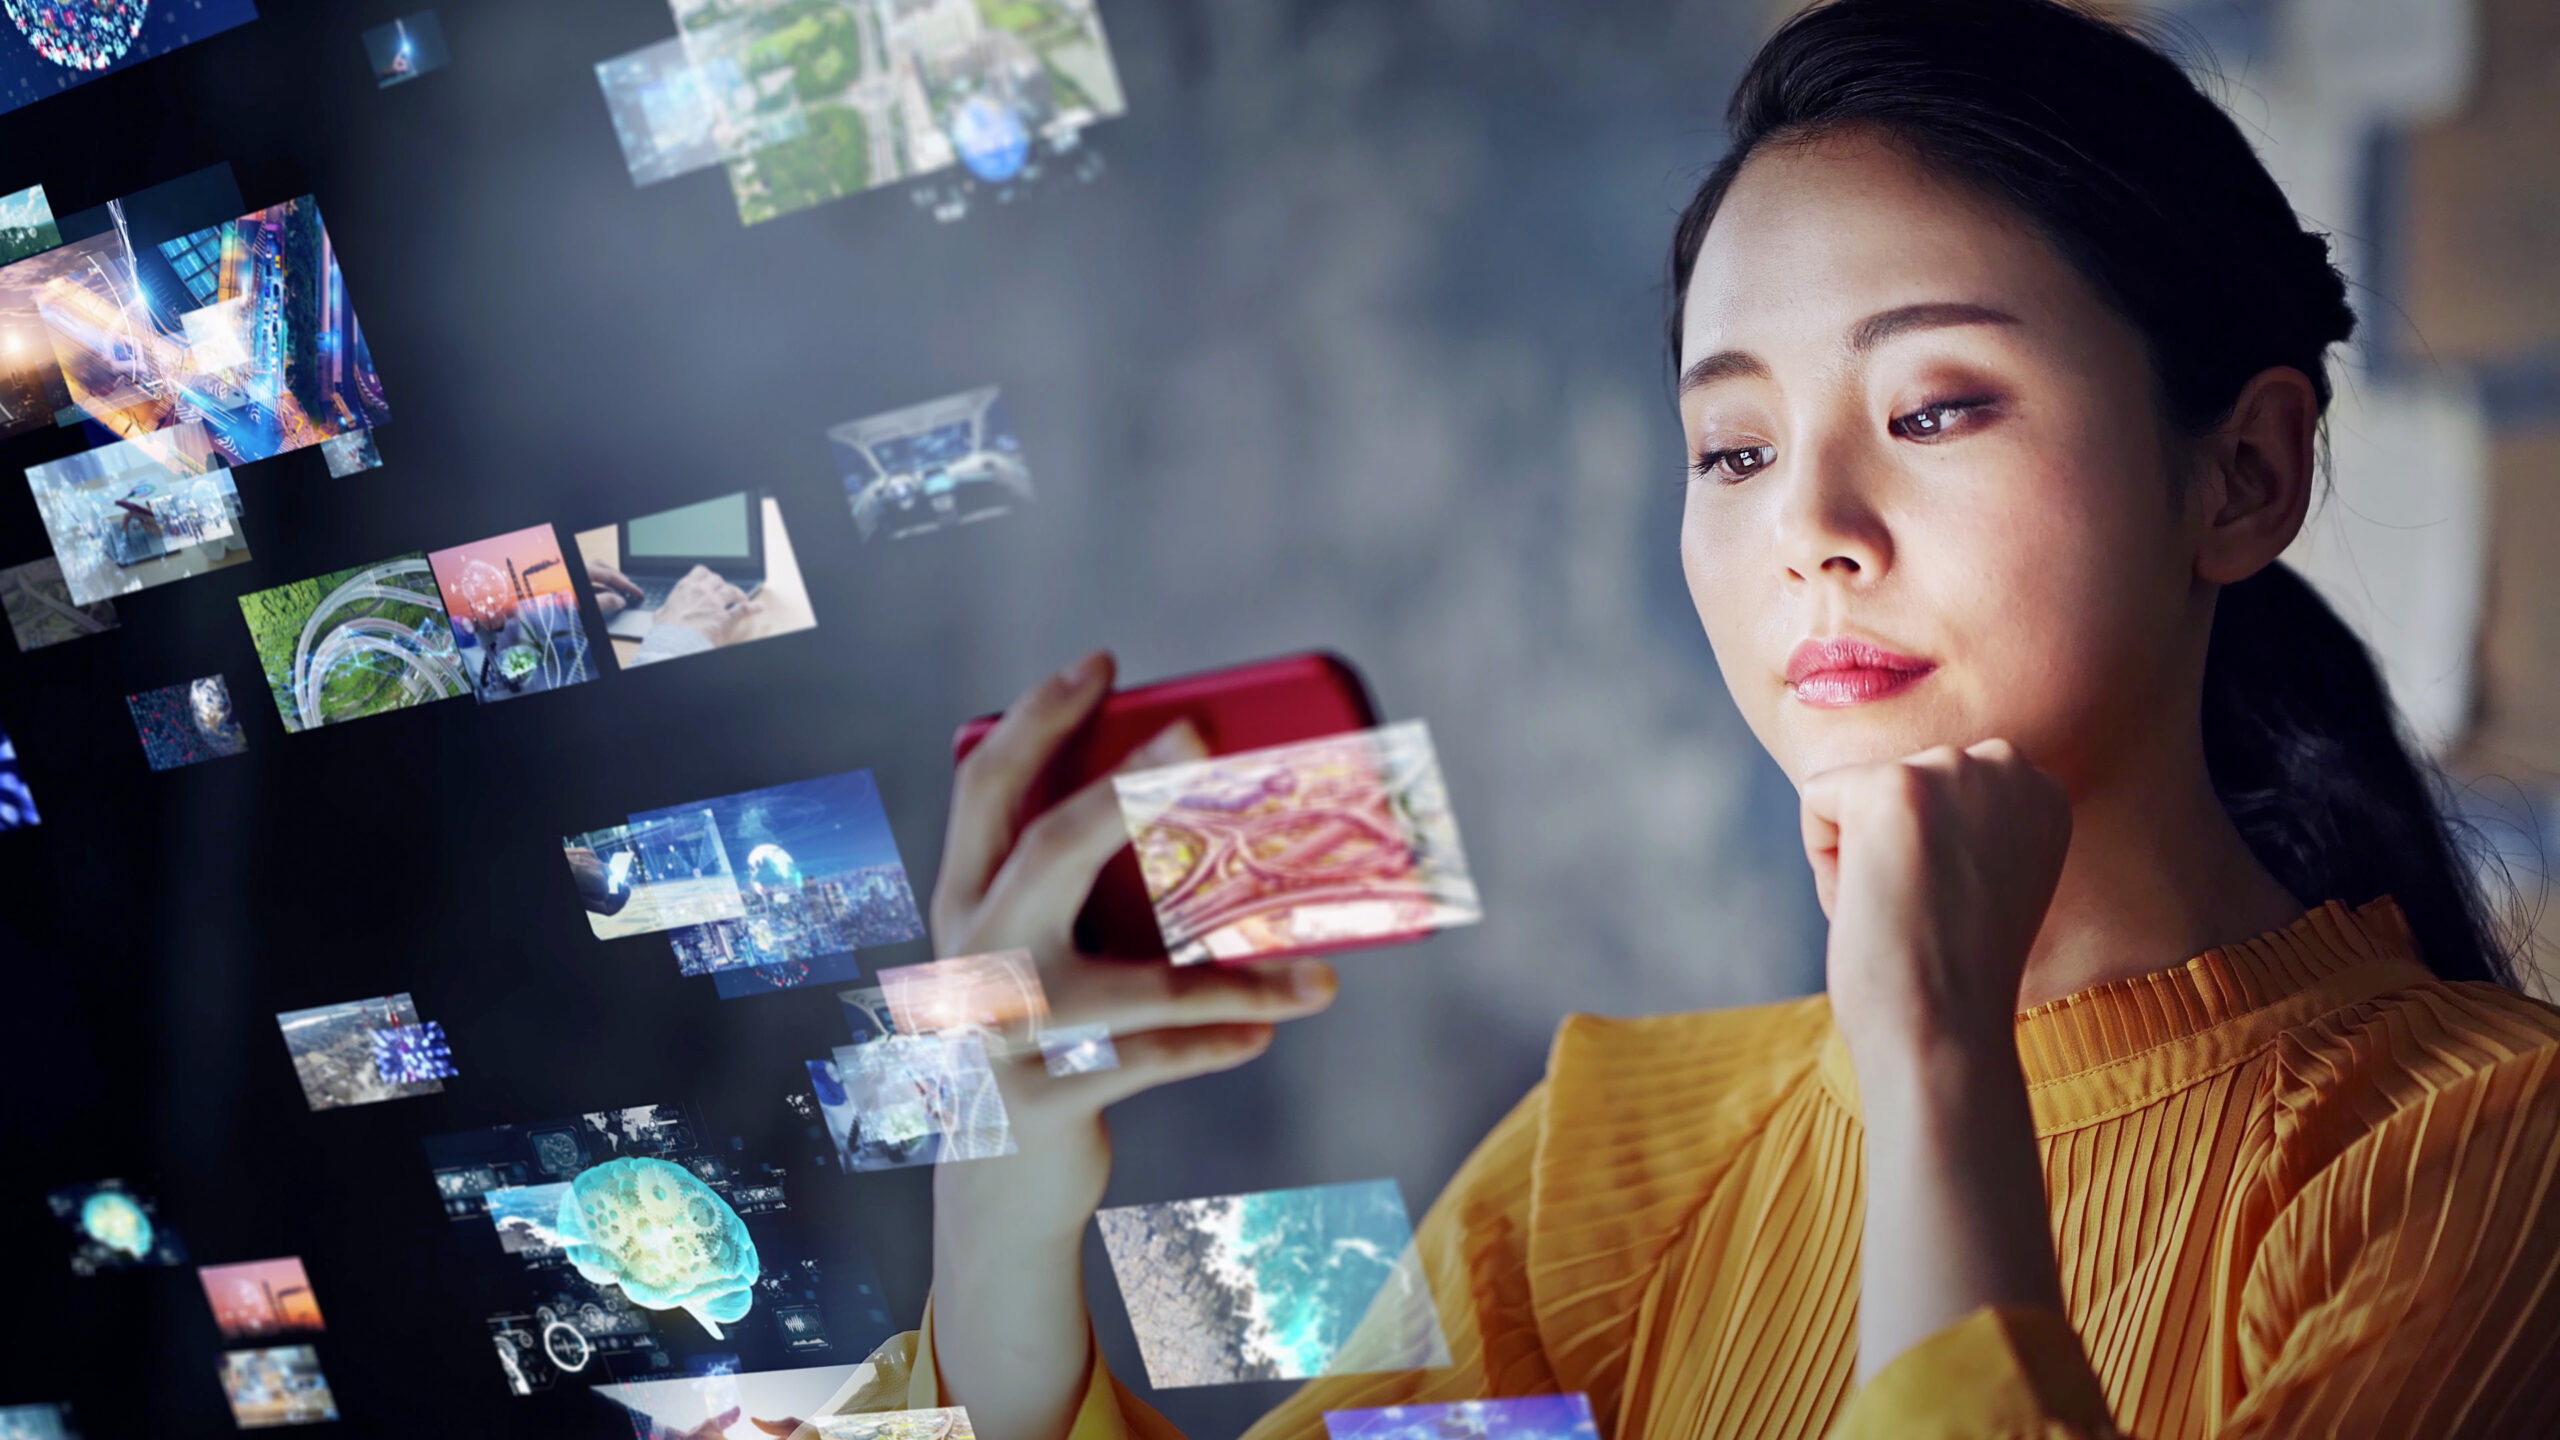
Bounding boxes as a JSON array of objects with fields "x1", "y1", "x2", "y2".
[{"x1": 575, "y1": 489, "x2": 815, "y2": 670}]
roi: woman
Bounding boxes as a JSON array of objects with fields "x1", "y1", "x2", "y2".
[{"x1": 818, "y1": 1, "x2": 2560, "y2": 1435}]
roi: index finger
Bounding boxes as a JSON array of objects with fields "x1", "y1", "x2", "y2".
[{"x1": 937, "y1": 651, "x2": 1115, "y2": 910}]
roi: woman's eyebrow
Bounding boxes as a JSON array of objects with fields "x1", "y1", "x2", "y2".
[{"x1": 1679, "y1": 301, "x2": 2022, "y2": 398}]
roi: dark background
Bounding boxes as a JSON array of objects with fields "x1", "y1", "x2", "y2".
[{"x1": 0, "y1": 0, "x2": 1836, "y2": 1435}]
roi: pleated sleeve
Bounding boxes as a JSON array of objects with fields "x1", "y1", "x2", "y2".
[{"x1": 1829, "y1": 1044, "x2": 2560, "y2": 1439}]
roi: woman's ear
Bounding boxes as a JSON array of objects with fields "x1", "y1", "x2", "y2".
[{"x1": 2192, "y1": 365, "x2": 2320, "y2": 585}]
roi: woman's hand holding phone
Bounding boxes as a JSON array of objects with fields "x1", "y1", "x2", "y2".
[{"x1": 926, "y1": 650, "x2": 1339, "y2": 1440}]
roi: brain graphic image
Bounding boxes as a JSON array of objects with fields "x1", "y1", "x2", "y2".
[
  {"x1": 552, "y1": 1157, "x2": 759, "y2": 1338},
  {"x1": 79, "y1": 1190, "x2": 152, "y2": 1259},
  {"x1": 5, "y1": 1, "x2": 151, "y2": 71}
]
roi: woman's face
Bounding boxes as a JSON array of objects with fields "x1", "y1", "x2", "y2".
[{"x1": 1678, "y1": 128, "x2": 2205, "y2": 796}]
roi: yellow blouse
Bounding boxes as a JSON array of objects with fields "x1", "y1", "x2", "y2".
[{"x1": 829, "y1": 895, "x2": 2560, "y2": 1437}]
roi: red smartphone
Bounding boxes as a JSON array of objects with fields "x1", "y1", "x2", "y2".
[{"x1": 952, "y1": 651, "x2": 1381, "y2": 959}]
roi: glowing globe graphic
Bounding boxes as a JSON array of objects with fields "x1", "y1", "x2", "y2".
[
  {"x1": 745, "y1": 843, "x2": 799, "y2": 894},
  {"x1": 950, "y1": 95, "x2": 1030, "y2": 182},
  {"x1": 5, "y1": 0, "x2": 151, "y2": 72},
  {"x1": 80, "y1": 1189, "x2": 152, "y2": 1259},
  {"x1": 450, "y1": 558, "x2": 514, "y2": 627}
]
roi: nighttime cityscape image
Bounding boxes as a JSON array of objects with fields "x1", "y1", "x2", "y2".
[{"x1": 8, "y1": 1, "x2": 2560, "y2": 1436}]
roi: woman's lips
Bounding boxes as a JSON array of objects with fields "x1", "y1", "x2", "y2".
[{"x1": 1788, "y1": 664, "x2": 1936, "y2": 707}]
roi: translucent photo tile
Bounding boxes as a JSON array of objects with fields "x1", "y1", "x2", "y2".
[
  {"x1": 275, "y1": 993, "x2": 448, "y2": 1111},
  {"x1": 0, "y1": 1, "x2": 257, "y2": 118},
  {"x1": 26, "y1": 441, "x2": 248, "y2": 606},
  {"x1": 1114, "y1": 720, "x2": 1482, "y2": 964},
  {"x1": 813, "y1": 1408, "x2": 977, "y2": 1440},
  {"x1": 426, "y1": 524, "x2": 597, "y2": 704},
  {"x1": 0, "y1": 1402, "x2": 79, "y2": 1439},
  {"x1": 214, "y1": 1345, "x2": 338, "y2": 1429},
  {"x1": 1096, "y1": 1178, "x2": 1452, "y2": 1389},
  {"x1": 1038, "y1": 1023, "x2": 1119, "y2": 1077},
  {"x1": 125, "y1": 675, "x2": 248, "y2": 771},
  {"x1": 319, "y1": 429, "x2": 382, "y2": 477},
  {"x1": 2, "y1": 557, "x2": 116, "y2": 651},
  {"x1": 198, "y1": 1257, "x2": 326, "y2": 1343},
  {"x1": 574, "y1": 489, "x2": 816, "y2": 672},
  {"x1": 1323, "y1": 1396, "x2": 1600, "y2": 1440},
  {"x1": 372, "y1": 1020, "x2": 457, "y2": 1084},
  {"x1": 362, "y1": 11, "x2": 449, "y2": 88},
  {"x1": 0, "y1": 181, "x2": 59, "y2": 263},
  {"x1": 675, "y1": 0, "x2": 1126, "y2": 226},
  {"x1": 630, "y1": 769, "x2": 924, "y2": 975},
  {"x1": 562, "y1": 810, "x2": 747, "y2": 942},
  {"x1": 812, "y1": 1034, "x2": 1014, "y2": 1173},
  {"x1": 239, "y1": 554, "x2": 472, "y2": 733},
  {"x1": 877, "y1": 950, "x2": 1047, "y2": 1051},
  {"x1": 830, "y1": 386, "x2": 1031, "y2": 543},
  {"x1": 600, "y1": 1365, "x2": 878, "y2": 1438}
]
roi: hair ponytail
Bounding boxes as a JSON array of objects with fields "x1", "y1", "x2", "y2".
[
  {"x1": 1670, "y1": 0, "x2": 2524, "y2": 987},
  {"x1": 2204, "y1": 563, "x2": 2515, "y2": 986}
]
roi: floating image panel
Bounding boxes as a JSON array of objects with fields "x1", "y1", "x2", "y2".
[
  {"x1": 831, "y1": 385, "x2": 1030, "y2": 542},
  {"x1": 422, "y1": 1102, "x2": 854, "y2": 1394},
  {"x1": 818, "y1": 1033, "x2": 1014, "y2": 1172},
  {"x1": 214, "y1": 1344, "x2": 339, "y2": 1429},
  {"x1": 631, "y1": 768, "x2": 924, "y2": 976},
  {"x1": 0, "y1": 722, "x2": 36, "y2": 829},
  {"x1": 595, "y1": 35, "x2": 800, "y2": 187},
  {"x1": 484, "y1": 1182, "x2": 571, "y2": 1254},
  {"x1": 0, "y1": 1, "x2": 259, "y2": 119},
  {"x1": 318, "y1": 427, "x2": 379, "y2": 476},
  {"x1": 0, "y1": 181, "x2": 58, "y2": 262},
  {"x1": 25, "y1": 437, "x2": 246, "y2": 606},
  {"x1": 2, "y1": 556, "x2": 116, "y2": 651},
  {"x1": 0, "y1": 1403, "x2": 79, "y2": 1439},
  {"x1": 673, "y1": 0, "x2": 1128, "y2": 226},
  {"x1": 239, "y1": 552, "x2": 471, "y2": 733},
  {"x1": 1094, "y1": 1178, "x2": 1452, "y2": 1389},
  {"x1": 125, "y1": 674, "x2": 248, "y2": 771},
  {"x1": 562, "y1": 811, "x2": 748, "y2": 941},
  {"x1": 1115, "y1": 720, "x2": 1482, "y2": 965},
  {"x1": 1038, "y1": 1022, "x2": 1118, "y2": 1076},
  {"x1": 812, "y1": 1408, "x2": 977, "y2": 1440},
  {"x1": 574, "y1": 488, "x2": 816, "y2": 671},
  {"x1": 362, "y1": 10, "x2": 447, "y2": 87},
  {"x1": 18, "y1": 196, "x2": 388, "y2": 467},
  {"x1": 275, "y1": 992, "x2": 448, "y2": 1110},
  {"x1": 602, "y1": 1365, "x2": 875, "y2": 1438},
  {"x1": 1323, "y1": 1396, "x2": 1601, "y2": 1440},
  {"x1": 45, "y1": 1179, "x2": 187, "y2": 1274},
  {"x1": 373, "y1": 1019, "x2": 457, "y2": 1083},
  {"x1": 709, "y1": 946, "x2": 867, "y2": 999},
  {"x1": 838, "y1": 986, "x2": 894, "y2": 1044},
  {"x1": 427, "y1": 524, "x2": 597, "y2": 704},
  {"x1": 878, "y1": 950, "x2": 1046, "y2": 1051},
  {"x1": 197, "y1": 1257, "x2": 325, "y2": 1342}
]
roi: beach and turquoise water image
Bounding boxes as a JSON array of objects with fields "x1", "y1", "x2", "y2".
[
  {"x1": 1322, "y1": 1395, "x2": 1601, "y2": 1440},
  {"x1": 1095, "y1": 1178, "x2": 1451, "y2": 1388}
]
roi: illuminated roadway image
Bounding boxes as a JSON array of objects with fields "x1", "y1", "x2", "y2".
[{"x1": 240, "y1": 555, "x2": 472, "y2": 733}]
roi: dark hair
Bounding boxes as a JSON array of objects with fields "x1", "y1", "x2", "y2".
[{"x1": 1666, "y1": 0, "x2": 2519, "y2": 987}]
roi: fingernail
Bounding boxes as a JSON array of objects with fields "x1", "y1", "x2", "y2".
[
  {"x1": 1132, "y1": 718, "x2": 1204, "y2": 767},
  {"x1": 1291, "y1": 961, "x2": 1335, "y2": 1001},
  {"x1": 1055, "y1": 651, "x2": 1105, "y2": 689}
]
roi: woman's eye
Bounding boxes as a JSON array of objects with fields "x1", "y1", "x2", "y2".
[
  {"x1": 1688, "y1": 444, "x2": 1776, "y2": 484},
  {"x1": 1888, "y1": 397, "x2": 1991, "y2": 441}
]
